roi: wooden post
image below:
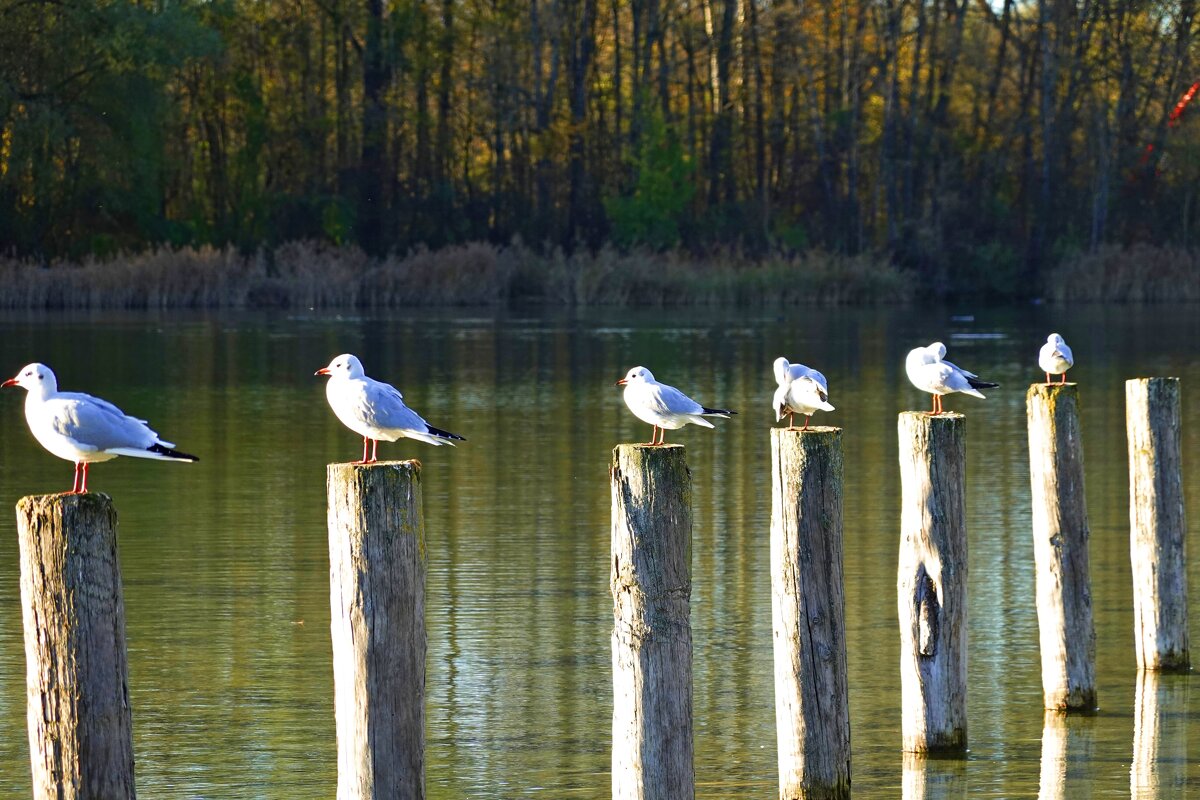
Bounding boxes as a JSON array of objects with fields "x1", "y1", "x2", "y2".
[
  {"x1": 769, "y1": 427, "x2": 850, "y2": 800},
  {"x1": 327, "y1": 461, "x2": 426, "y2": 800},
  {"x1": 1125, "y1": 378, "x2": 1191, "y2": 671},
  {"x1": 15, "y1": 492, "x2": 136, "y2": 800},
  {"x1": 1026, "y1": 384, "x2": 1097, "y2": 710},
  {"x1": 610, "y1": 444, "x2": 694, "y2": 800},
  {"x1": 897, "y1": 412, "x2": 967, "y2": 754}
]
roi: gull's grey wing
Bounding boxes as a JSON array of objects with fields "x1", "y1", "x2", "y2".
[
  {"x1": 941, "y1": 358, "x2": 979, "y2": 380},
  {"x1": 1058, "y1": 342, "x2": 1074, "y2": 364},
  {"x1": 649, "y1": 382, "x2": 705, "y2": 416},
  {"x1": 48, "y1": 394, "x2": 159, "y2": 450},
  {"x1": 803, "y1": 368, "x2": 829, "y2": 395},
  {"x1": 930, "y1": 362, "x2": 974, "y2": 392},
  {"x1": 361, "y1": 378, "x2": 429, "y2": 432}
]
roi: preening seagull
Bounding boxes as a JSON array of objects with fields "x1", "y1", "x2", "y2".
[
  {"x1": 772, "y1": 357, "x2": 835, "y2": 430},
  {"x1": 2, "y1": 362, "x2": 198, "y2": 494},
  {"x1": 1039, "y1": 333, "x2": 1074, "y2": 384},
  {"x1": 315, "y1": 354, "x2": 464, "y2": 463},
  {"x1": 616, "y1": 366, "x2": 736, "y2": 445},
  {"x1": 904, "y1": 342, "x2": 999, "y2": 415}
]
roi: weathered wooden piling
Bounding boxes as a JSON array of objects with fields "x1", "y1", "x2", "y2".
[
  {"x1": 610, "y1": 444, "x2": 694, "y2": 800},
  {"x1": 1125, "y1": 378, "x2": 1191, "y2": 671},
  {"x1": 1026, "y1": 383, "x2": 1097, "y2": 710},
  {"x1": 327, "y1": 461, "x2": 426, "y2": 800},
  {"x1": 15, "y1": 492, "x2": 136, "y2": 800},
  {"x1": 769, "y1": 427, "x2": 850, "y2": 800},
  {"x1": 897, "y1": 412, "x2": 967, "y2": 754}
]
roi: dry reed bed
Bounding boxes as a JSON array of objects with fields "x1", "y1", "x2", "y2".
[
  {"x1": 0, "y1": 242, "x2": 913, "y2": 309},
  {"x1": 1045, "y1": 244, "x2": 1200, "y2": 302}
]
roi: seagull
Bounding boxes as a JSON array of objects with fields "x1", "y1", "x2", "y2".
[
  {"x1": 2, "y1": 363, "x2": 198, "y2": 493},
  {"x1": 772, "y1": 357, "x2": 835, "y2": 430},
  {"x1": 616, "y1": 366, "x2": 736, "y2": 445},
  {"x1": 1039, "y1": 333, "x2": 1074, "y2": 384},
  {"x1": 315, "y1": 354, "x2": 464, "y2": 463},
  {"x1": 905, "y1": 342, "x2": 999, "y2": 415}
]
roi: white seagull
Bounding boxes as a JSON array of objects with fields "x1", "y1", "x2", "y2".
[
  {"x1": 1039, "y1": 333, "x2": 1074, "y2": 384},
  {"x1": 905, "y1": 342, "x2": 999, "y2": 415},
  {"x1": 2, "y1": 362, "x2": 198, "y2": 494},
  {"x1": 315, "y1": 354, "x2": 464, "y2": 463},
  {"x1": 772, "y1": 357, "x2": 835, "y2": 430},
  {"x1": 616, "y1": 366, "x2": 735, "y2": 445}
]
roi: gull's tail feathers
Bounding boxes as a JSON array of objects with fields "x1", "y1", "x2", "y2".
[
  {"x1": 108, "y1": 443, "x2": 199, "y2": 462},
  {"x1": 701, "y1": 407, "x2": 736, "y2": 418}
]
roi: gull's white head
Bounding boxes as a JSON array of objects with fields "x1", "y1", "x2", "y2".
[
  {"x1": 1047, "y1": 333, "x2": 1065, "y2": 345},
  {"x1": 615, "y1": 366, "x2": 654, "y2": 387},
  {"x1": 2, "y1": 363, "x2": 57, "y2": 395},
  {"x1": 315, "y1": 354, "x2": 365, "y2": 380},
  {"x1": 773, "y1": 357, "x2": 792, "y2": 387},
  {"x1": 906, "y1": 344, "x2": 939, "y2": 372}
]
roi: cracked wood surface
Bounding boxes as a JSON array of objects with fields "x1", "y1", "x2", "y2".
[
  {"x1": 1125, "y1": 378, "x2": 1190, "y2": 671},
  {"x1": 770, "y1": 427, "x2": 850, "y2": 800},
  {"x1": 610, "y1": 444, "x2": 694, "y2": 800},
  {"x1": 897, "y1": 413, "x2": 967, "y2": 754},
  {"x1": 1027, "y1": 383, "x2": 1097, "y2": 710},
  {"x1": 328, "y1": 461, "x2": 426, "y2": 800},
  {"x1": 16, "y1": 492, "x2": 136, "y2": 800}
]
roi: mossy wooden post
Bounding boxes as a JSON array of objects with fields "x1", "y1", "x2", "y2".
[
  {"x1": 770, "y1": 427, "x2": 850, "y2": 800},
  {"x1": 1125, "y1": 378, "x2": 1191, "y2": 671},
  {"x1": 15, "y1": 492, "x2": 136, "y2": 800},
  {"x1": 1026, "y1": 384, "x2": 1097, "y2": 710},
  {"x1": 897, "y1": 412, "x2": 967, "y2": 754},
  {"x1": 328, "y1": 461, "x2": 426, "y2": 800},
  {"x1": 610, "y1": 444, "x2": 694, "y2": 800}
]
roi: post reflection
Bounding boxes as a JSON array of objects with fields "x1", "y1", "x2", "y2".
[
  {"x1": 902, "y1": 752, "x2": 967, "y2": 800},
  {"x1": 1038, "y1": 712, "x2": 1067, "y2": 800},
  {"x1": 1131, "y1": 670, "x2": 1190, "y2": 799}
]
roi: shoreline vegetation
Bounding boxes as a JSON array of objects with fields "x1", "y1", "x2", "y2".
[
  {"x1": 0, "y1": 242, "x2": 913, "y2": 309},
  {"x1": 0, "y1": 241, "x2": 1193, "y2": 310}
]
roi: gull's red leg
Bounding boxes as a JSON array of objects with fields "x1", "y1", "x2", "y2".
[
  {"x1": 647, "y1": 426, "x2": 657, "y2": 446},
  {"x1": 370, "y1": 439, "x2": 378, "y2": 463},
  {"x1": 80, "y1": 463, "x2": 89, "y2": 494},
  {"x1": 657, "y1": 427, "x2": 667, "y2": 445},
  {"x1": 1060, "y1": 373, "x2": 1066, "y2": 384},
  {"x1": 71, "y1": 463, "x2": 81, "y2": 494},
  {"x1": 1046, "y1": 372, "x2": 1052, "y2": 385},
  {"x1": 802, "y1": 415, "x2": 810, "y2": 431}
]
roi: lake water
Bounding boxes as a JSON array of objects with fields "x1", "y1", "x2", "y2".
[{"x1": 0, "y1": 305, "x2": 1196, "y2": 798}]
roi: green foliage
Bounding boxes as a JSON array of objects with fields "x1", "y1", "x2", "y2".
[{"x1": 603, "y1": 111, "x2": 695, "y2": 250}]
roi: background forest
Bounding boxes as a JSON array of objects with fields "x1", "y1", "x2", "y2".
[{"x1": 2, "y1": 0, "x2": 1199, "y2": 301}]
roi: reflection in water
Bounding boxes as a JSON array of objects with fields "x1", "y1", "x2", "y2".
[
  {"x1": 902, "y1": 753, "x2": 967, "y2": 800},
  {"x1": 1038, "y1": 712, "x2": 1067, "y2": 800},
  {"x1": 1132, "y1": 670, "x2": 1191, "y2": 799}
]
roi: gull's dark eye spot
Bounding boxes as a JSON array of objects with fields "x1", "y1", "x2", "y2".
[{"x1": 37, "y1": 375, "x2": 43, "y2": 380}]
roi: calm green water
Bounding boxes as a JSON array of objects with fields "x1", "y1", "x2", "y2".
[{"x1": 0, "y1": 306, "x2": 1196, "y2": 798}]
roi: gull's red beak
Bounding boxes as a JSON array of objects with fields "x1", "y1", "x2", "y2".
[
  {"x1": 615, "y1": 378, "x2": 628, "y2": 386},
  {"x1": 314, "y1": 368, "x2": 331, "y2": 376},
  {"x1": 1, "y1": 377, "x2": 17, "y2": 387}
]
